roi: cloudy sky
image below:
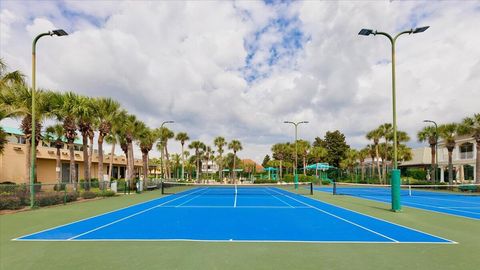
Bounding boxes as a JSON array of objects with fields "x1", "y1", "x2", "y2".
[{"x1": 1, "y1": 0, "x2": 479, "y2": 162}]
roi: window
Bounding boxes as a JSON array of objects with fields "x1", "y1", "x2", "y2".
[
  {"x1": 464, "y1": 165, "x2": 474, "y2": 181},
  {"x1": 459, "y1": 143, "x2": 474, "y2": 159}
]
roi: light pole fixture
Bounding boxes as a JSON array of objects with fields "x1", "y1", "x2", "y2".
[
  {"x1": 284, "y1": 121, "x2": 309, "y2": 187},
  {"x1": 30, "y1": 29, "x2": 68, "y2": 208},
  {"x1": 424, "y1": 119, "x2": 439, "y2": 184},
  {"x1": 359, "y1": 26, "x2": 429, "y2": 212}
]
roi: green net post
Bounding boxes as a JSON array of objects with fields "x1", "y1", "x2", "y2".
[
  {"x1": 294, "y1": 172, "x2": 299, "y2": 189},
  {"x1": 391, "y1": 169, "x2": 401, "y2": 212},
  {"x1": 309, "y1": 182, "x2": 313, "y2": 195}
]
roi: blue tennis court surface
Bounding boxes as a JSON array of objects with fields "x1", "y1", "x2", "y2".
[
  {"x1": 316, "y1": 185, "x2": 480, "y2": 220},
  {"x1": 15, "y1": 187, "x2": 454, "y2": 243}
]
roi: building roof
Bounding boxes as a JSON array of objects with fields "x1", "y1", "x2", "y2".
[
  {"x1": 242, "y1": 159, "x2": 264, "y2": 172},
  {"x1": 2, "y1": 126, "x2": 83, "y2": 145},
  {"x1": 399, "y1": 147, "x2": 431, "y2": 167}
]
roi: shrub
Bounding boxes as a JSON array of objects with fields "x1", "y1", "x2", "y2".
[
  {"x1": 65, "y1": 192, "x2": 79, "y2": 202},
  {"x1": 404, "y1": 169, "x2": 427, "y2": 180},
  {"x1": 97, "y1": 190, "x2": 116, "y2": 197},
  {"x1": 81, "y1": 191, "x2": 97, "y2": 199},
  {"x1": 254, "y1": 179, "x2": 277, "y2": 184},
  {"x1": 54, "y1": 183, "x2": 66, "y2": 191},
  {"x1": 36, "y1": 193, "x2": 63, "y2": 207},
  {"x1": 0, "y1": 196, "x2": 23, "y2": 210},
  {"x1": 0, "y1": 182, "x2": 18, "y2": 194}
]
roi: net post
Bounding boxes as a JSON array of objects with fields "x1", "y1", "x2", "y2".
[
  {"x1": 391, "y1": 169, "x2": 401, "y2": 212},
  {"x1": 333, "y1": 181, "x2": 337, "y2": 195},
  {"x1": 160, "y1": 181, "x2": 164, "y2": 195},
  {"x1": 310, "y1": 182, "x2": 313, "y2": 195}
]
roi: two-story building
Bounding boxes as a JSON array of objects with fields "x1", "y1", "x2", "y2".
[
  {"x1": 0, "y1": 126, "x2": 143, "y2": 184},
  {"x1": 438, "y1": 135, "x2": 477, "y2": 182}
]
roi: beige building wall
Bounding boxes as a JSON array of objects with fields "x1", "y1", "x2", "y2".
[{"x1": 0, "y1": 141, "x2": 143, "y2": 184}]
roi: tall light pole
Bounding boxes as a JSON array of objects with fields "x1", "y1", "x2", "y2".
[
  {"x1": 284, "y1": 121, "x2": 309, "y2": 187},
  {"x1": 359, "y1": 26, "x2": 429, "y2": 212},
  {"x1": 159, "y1": 121, "x2": 174, "y2": 179},
  {"x1": 424, "y1": 120, "x2": 438, "y2": 183},
  {"x1": 30, "y1": 29, "x2": 68, "y2": 208}
]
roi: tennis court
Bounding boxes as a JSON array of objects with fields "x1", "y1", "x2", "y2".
[
  {"x1": 14, "y1": 183, "x2": 453, "y2": 243},
  {"x1": 317, "y1": 183, "x2": 480, "y2": 220}
]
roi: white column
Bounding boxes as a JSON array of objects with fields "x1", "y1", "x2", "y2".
[{"x1": 440, "y1": 167, "x2": 445, "y2": 183}]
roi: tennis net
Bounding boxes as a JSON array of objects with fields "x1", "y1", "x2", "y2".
[
  {"x1": 161, "y1": 182, "x2": 314, "y2": 196},
  {"x1": 332, "y1": 182, "x2": 480, "y2": 197}
]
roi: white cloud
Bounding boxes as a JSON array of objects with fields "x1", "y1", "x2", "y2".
[{"x1": 1, "y1": 1, "x2": 479, "y2": 163}]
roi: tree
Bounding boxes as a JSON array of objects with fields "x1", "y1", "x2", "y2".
[
  {"x1": 189, "y1": 140, "x2": 206, "y2": 181},
  {"x1": 357, "y1": 148, "x2": 370, "y2": 182},
  {"x1": 45, "y1": 124, "x2": 64, "y2": 184},
  {"x1": 340, "y1": 149, "x2": 358, "y2": 181},
  {"x1": 124, "y1": 115, "x2": 142, "y2": 186},
  {"x1": 0, "y1": 58, "x2": 25, "y2": 90},
  {"x1": 262, "y1": 155, "x2": 271, "y2": 168},
  {"x1": 296, "y1": 140, "x2": 310, "y2": 175},
  {"x1": 228, "y1": 140, "x2": 242, "y2": 183},
  {"x1": 74, "y1": 95, "x2": 96, "y2": 190},
  {"x1": 272, "y1": 143, "x2": 289, "y2": 180},
  {"x1": 214, "y1": 136, "x2": 227, "y2": 180},
  {"x1": 158, "y1": 127, "x2": 174, "y2": 179},
  {"x1": 95, "y1": 97, "x2": 120, "y2": 184},
  {"x1": 417, "y1": 126, "x2": 438, "y2": 182},
  {"x1": 175, "y1": 132, "x2": 189, "y2": 180},
  {"x1": 366, "y1": 128, "x2": 382, "y2": 182},
  {"x1": 203, "y1": 146, "x2": 213, "y2": 180},
  {"x1": 308, "y1": 146, "x2": 328, "y2": 178},
  {"x1": 322, "y1": 130, "x2": 350, "y2": 168},
  {"x1": 137, "y1": 125, "x2": 158, "y2": 188},
  {"x1": 458, "y1": 114, "x2": 480, "y2": 183},
  {"x1": 439, "y1": 123, "x2": 459, "y2": 184}
]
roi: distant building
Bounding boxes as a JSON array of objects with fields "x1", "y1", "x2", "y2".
[{"x1": 0, "y1": 126, "x2": 143, "y2": 184}]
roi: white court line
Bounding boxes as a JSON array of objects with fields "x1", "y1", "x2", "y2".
[
  {"x1": 409, "y1": 195, "x2": 480, "y2": 206},
  {"x1": 158, "y1": 205, "x2": 309, "y2": 209},
  {"x1": 320, "y1": 188, "x2": 480, "y2": 221},
  {"x1": 267, "y1": 188, "x2": 399, "y2": 242},
  {"x1": 357, "y1": 194, "x2": 480, "y2": 216},
  {"x1": 234, "y1": 186, "x2": 238, "y2": 208},
  {"x1": 175, "y1": 188, "x2": 209, "y2": 207},
  {"x1": 13, "y1": 238, "x2": 456, "y2": 244},
  {"x1": 439, "y1": 206, "x2": 480, "y2": 209},
  {"x1": 288, "y1": 189, "x2": 457, "y2": 243},
  {"x1": 67, "y1": 188, "x2": 207, "y2": 240},
  {"x1": 12, "y1": 189, "x2": 197, "y2": 241},
  {"x1": 265, "y1": 188, "x2": 295, "y2": 208}
]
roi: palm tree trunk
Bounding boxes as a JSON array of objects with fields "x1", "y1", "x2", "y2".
[
  {"x1": 88, "y1": 134, "x2": 94, "y2": 182},
  {"x1": 375, "y1": 144, "x2": 381, "y2": 183},
  {"x1": 448, "y1": 150, "x2": 453, "y2": 185},
  {"x1": 280, "y1": 160, "x2": 283, "y2": 180},
  {"x1": 181, "y1": 144, "x2": 185, "y2": 180},
  {"x1": 25, "y1": 142, "x2": 31, "y2": 183},
  {"x1": 196, "y1": 151, "x2": 200, "y2": 181},
  {"x1": 160, "y1": 147, "x2": 165, "y2": 179},
  {"x1": 361, "y1": 161, "x2": 365, "y2": 182},
  {"x1": 108, "y1": 142, "x2": 115, "y2": 181},
  {"x1": 82, "y1": 134, "x2": 89, "y2": 190},
  {"x1": 69, "y1": 142, "x2": 76, "y2": 190},
  {"x1": 127, "y1": 142, "x2": 134, "y2": 188},
  {"x1": 233, "y1": 152, "x2": 237, "y2": 184},
  {"x1": 142, "y1": 152, "x2": 148, "y2": 189},
  {"x1": 98, "y1": 135, "x2": 104, "y2": 187},
  {"x1": 303, "y1": 155, "x2": 306, "y2": 175},
  {"x1": 56, "y1": 147, "x2": 61, "y2": 184},
  {"x1": 476, "y1": 139, "x2": 480, "y2": 184},
  {"x1": 165, "y1": 144, "x2": 171, "y2": 179}
]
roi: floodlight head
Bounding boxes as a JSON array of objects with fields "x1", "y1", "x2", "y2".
[
  {"x1": 166, "y1": 120, "x2": 175, "y2": 124},
  {"x1": 51, "y1": 29, "x2": 68, "y2": 36},
  {"x1": 412, "y1": 26, "x2": 429, "y2": 34},
  {"x1": 300, "y1": 121, "x2": 309, "y2": 124},
  {"x1": 358, "y1": 29, "x2": 374, "y2": 36}
]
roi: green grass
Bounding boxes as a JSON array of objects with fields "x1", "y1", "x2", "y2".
[{"x1": 0, "y1": 190, "x2": 479, "y2": 270}]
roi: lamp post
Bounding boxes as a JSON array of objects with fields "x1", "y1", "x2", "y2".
[
  {"x1": 424, "y1": 120, "x2": 438, "y2": 183},
  {"x1": 30, "y1": 29, "x2": 68, "y2": 208},
  {"x1": 359, "y1": 26, "x2": 429, "y2": 212},
  {"x1": 159, "y1": 121, "x2": 174, "y2": 179},
  {"x1": 284, "y1": 121, "x2": 309, "y2": 187}
]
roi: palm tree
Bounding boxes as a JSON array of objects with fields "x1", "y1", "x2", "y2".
[
  {"x1": 189, "y1": 141, "x2": 206, "y2": 181},
  {"x1": 170, "y1": 153, "x2": 182, "y2": 178},
  {"x1": 95, "y1": 97, "x2": 120, "y2": 184},
  {"x1": 124, "y1": 115, "x2": 142, "y2": 186},
  {"x1": 366, "y1": 128, "x2": 382, "y2": 182},
  {"x1": 309, "y1": 146, "x2": 328, "y2": 179},
  {"x1": 297, "y1": 140, "x2": 310, "y2": 175},
  {"x1": 175, "y1": 132, "x2": 189, "y2": 180},
  {"x1": 458, "y1": 114, "x2": 480, "y2": 183},
  {"x1": 439, "y1": 123, "x2": 459, "y2": 184},
  {"x1": 105, "y1": 133, "x2": 117, "y2": 180},
  {"x1": 272, "y1": 143, "x2": 289, "y2": 180},
  {"x1": 358, "y1": 148, "x2": 369, "y2": 182},
  {"x1": 158, "y1": 127, "x2": 174, "y2": 179},
  {"x1": 204, "y1": 146, "x2": 213, "y2": 180},
  {"x1": 340, "y1": 149, "x2": 358, "y2": 181},
  {"x1": 418, "y1": 126, "x2": 438, "y2": 182},
  {"x1": 137, "y1": 124, "x2": 158, "y2": 188},
  {"x1": 228, "y1": 140, "x2": 242, "y2": 183},
  {"x1": 0, "y1": 58, "x2": 25, "y2": 90},
  {"x1": 214, "y1": 136, "x2": 227, "y2": 181},
  {"x1": 74, "y1": 95, "x2": 96, "y2": 190},
  {"x1": 378, "y1": 123, "x2": 393, "y2": 182},
  {"x1": 45, "y1": 124, "x2": 64, "y2": 185}
]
